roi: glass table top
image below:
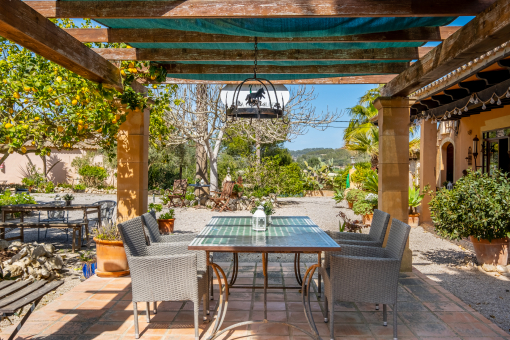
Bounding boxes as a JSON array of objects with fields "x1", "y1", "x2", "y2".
[{"x1": 188, "y1": 216, "x2": 341, "y2": 252}]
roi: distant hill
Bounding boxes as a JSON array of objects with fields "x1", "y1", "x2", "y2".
[
  {"x1": 290, "y1": 148, "x2": 357, "y2": 168},
  {"x1": 289, "y1": 148, "x2": 334, "y2": 158}
]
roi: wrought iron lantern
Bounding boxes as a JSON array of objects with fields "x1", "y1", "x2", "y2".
[
  {"x1": 252, "y1": 205, "x2": 267, "y2": 231},
  {"x1": 222, "y1": 38, "x2": 289, "y2": 122}
]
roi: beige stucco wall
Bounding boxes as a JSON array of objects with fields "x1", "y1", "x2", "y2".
[
  {"x1": 436, "y1": 105, "x2": 510, "y2": 186},
  {"x1": 0, "y1": 149, "x2": 104, "y2": 184}
]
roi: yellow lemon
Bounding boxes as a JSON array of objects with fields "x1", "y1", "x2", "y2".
[
  {"x1": 22, "y1": 125, "x2": 28, "y2": 129},
  {"x1": 115, "y1": 114, "x2": 121, "y2": 120},
  {"x1": 23, "y1": 99, "x2": 28, "y2": 104},
  {"x1": 13, "y1": 92, "x2": 20, "y2": 99},
  {"x1": 150, "y1": 75, "x2": 156, "y2": 80},
  {"x1": 48, "y1": 87, "x2": 53, "y2": 93},
  {"x1": 31, "y1": 87, "x2": 36, "y2": 92},
  {"x1": 121, "y1": 69, "x2": 126, "y2": 76},
  {"x1": 128, "y1": 62, "x2": 134, "y2": 68},
  {"x1": 72, "y1": 100, "x2": 78, "y2": 105},
  {"x1": 23, "y1": 86, "x2": 30, "y2": 92},
  {"x1": 2, "y1": 79, "x2": 7, "y2": 84},
  {"x1": 8, "y1": 108, "x2": 12, "y2": 114},
  {"x1": 111, "y1": 119, "x2": 117, "y2": 124},
  {"x1": 75, "y1": 95, "x2": 80, "y2": 100},
  {"x1": 4, "y1": 123, "x2": 12, "y2": 128},
  {"x1": 21, "y1": 147, "x2": 26, "y2": 153},
  {"x1": 57, "y1": 126, "x2": 64, "y2": 133},
  {"x1": 56, "y1": 76, "x2": 62, "y2": 82},
  {"x1": 126, "y1": 46, "x2": 133, "y2": 49},
  {"x1": 31, "y1": 141, "x2": 35, "y2": 145},
  {"x1": 84, "y1": 124, "x2": 88, "y2": 129},
  {"x1": 53, "y1": 67, "x2": 58, "y2": 72},
  {"x1": 153, "y1": 85, "x2": 157, "y2": 89},
  {"x1": 97, "y1": 128, "x2": 102, "y2": 133},
  {"x1": 78, "y1": 119, "x2": 84, "y2": 124},
  {"x1": 47, "y1": 151, "x2": 50, "y2": 156},
  {"x1": 77, "y1": 125, "x2": 83, "y2": 131},
  {"x1": 34, "y1": 117, "x2": 40, "y2": 121},
  {"x1": 55, "y1": 99, "x2": 60, "y2": 106},
  {"x1": 131, "y1": 68, "x2": 137, "y2": 74}
]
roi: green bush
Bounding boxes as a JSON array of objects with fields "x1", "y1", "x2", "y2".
[
  {"x1": 351, "y1": 168, "x2": 377, "y2": 185},
  {"x1": 0, "y1": 191, "x2": 36, "y2": 214},
  {"x1": 429, "y1": 169, "x2": 510, "y2": 241},
  {"x1": 79, "y1": 165, "x2": 108, "y2": 188},
  {"x1": 45, "y1": 181, "x2": 55, "y2": 193},
  {"x1": 74, "y1": 183, "x2": 86, "y2": 191},
  {"x1": 279, "y1": 163, "x2": 304, "y2": 196},
  {"x1": 363, "y1": 173, "x2": 378, "y2": 194},
  {"x1": 353, "y1": 200, "x2": 374, "y2": 216},
  {"x1": 345, "y1": 189, "x2": 365, "y2": 204},
  {"x1": 57, "y1": 183, "x2": 73, "y2": 189}
]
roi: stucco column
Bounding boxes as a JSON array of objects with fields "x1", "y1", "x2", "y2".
[
  {"x1": 374, "y1": 97, "x2": 413, "y2": 272},
  {"x1": 116, "y1": 107, "x2": 149, "y2": 223},
  {"x1": 419, "y1": 119, "x2": 437, "y2": 224}
]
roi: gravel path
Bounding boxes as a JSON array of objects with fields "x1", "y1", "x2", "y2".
[{"x1": 6, "y1": 194, "x2": 509, "y2": 334}]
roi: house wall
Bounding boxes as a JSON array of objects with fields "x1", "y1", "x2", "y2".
[
  {"x1": 0, "y1": 149, "x2": 103, "y2": 185},
  {"x1": 436, "y1": 105, "x2": 510, "y2": 186}
]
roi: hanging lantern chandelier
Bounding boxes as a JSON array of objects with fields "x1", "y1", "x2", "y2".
[{"x1": 222, "y1": 38, "x2": 289, "y2": 122}]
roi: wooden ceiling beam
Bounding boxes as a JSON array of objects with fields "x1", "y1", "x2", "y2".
[
  {"x1": 26, "y1": 0, "x2": 496, "y2": 18},
  {"x1": 382, "y1": 0, "x2": 510, "y2": 97},
  {"x1": 161, "y1": 63, "x2": 407, "y2": 74},
  {"x1": 66, "y1": 26, "x2": 460, "y2": 43},
  {"x1": 0, "y1": 0, "x2": 123, "y2": 91},
  {"x1": 92, "y1": 47, "x2": 432, "y2": 61},
  {"x1": 160, "y1": 75, "x2": 397, "y2": 84}
]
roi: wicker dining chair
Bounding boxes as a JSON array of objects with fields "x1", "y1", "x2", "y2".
[
  {"x1": 141, "y1": 212, "x2": 214, "y2": 303},
  {"x1": 118, "y1": 217, "x2": 209, "y2": 340},
  {"x1": 323, "y1": 209, "x2": 390, "y2": 269},
  {"x1": 317, "y1": 218, "x2": 411, "y2": 340}
]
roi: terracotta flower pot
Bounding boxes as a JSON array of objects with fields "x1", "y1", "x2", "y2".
[
  {"x1": 408, "y1": 214, "x2": 420, "y2": 228},
  {"x1": 94, "y1": 238, "x2": 130, "y2": 278},
  {"x1": 363, "y1": 214, "x2": 373, "y2": 225},
  {"x1": 348, "y1": 202, "x2": 353, "y2": 209},
  {"x1": 158, "y1": 219, "x2": 175, "y2": 234},
  {"x1": 469, "y1": 236, "x2": 509, "y2": 265}
]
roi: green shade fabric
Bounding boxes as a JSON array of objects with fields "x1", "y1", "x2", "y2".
[
  {"x1": 63, "y1": 0, "x2": 457, "y2": 81},
  {"x1": 160, "y1": 60, "x2": 408, "y2": 66}
]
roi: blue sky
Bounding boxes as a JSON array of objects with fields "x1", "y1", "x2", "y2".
[{"x1": 283, "y1": 16, "x2": 474, "y2": 151}]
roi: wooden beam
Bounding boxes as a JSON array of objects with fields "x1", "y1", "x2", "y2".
[
  {"x1": 92, "y1": 47, "x2": 432, "y2": 61},
  {"x1": 162, "y1": 63, "x2": 407, "y2": 74},
  {"x1": 382, "y1": 0, "x2": 510, "y2": 97},
  {"x1": 0, "y1": 2, "x2": 124, "y2": 92},
  {"x1": 161, "y1": 75, "x2": 397, "y2": 84},
  {"x1": 0, "y1": 0, "x2": 123, "y2": 92},
  {"x1": 65, "y1": 26, "x2": 460, "y2": 43},
  {"x1": 26, "y1": 0, "x2": 496, "y2": 18}
]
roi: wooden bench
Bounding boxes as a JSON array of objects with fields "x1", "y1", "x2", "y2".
[
  {"x1": 0, "y1": 279, "x2": 63, "y2": 340},
  {"x1": 0, "y1": 222, "x2": 87, "y2": 252}
]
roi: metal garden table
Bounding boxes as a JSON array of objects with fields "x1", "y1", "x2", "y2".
[{"x1": 188, "y1": 216, "x2": 341, "y2": 340}]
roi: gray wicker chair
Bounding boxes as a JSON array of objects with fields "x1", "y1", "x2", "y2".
[
  {"x1": 118, "y1": 217, "x2": 209, "y2": 340},
  {"x1": 141, "y1": 212, "x2": 214, "y2": 304},
  {"x1": 324, "y1": 209, "x2": 390, "y2": 269},
  {"x1": 317, "y1": 218, "x2": 411, "y2": 340}
]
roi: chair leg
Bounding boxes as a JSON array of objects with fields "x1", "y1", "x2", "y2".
[
  {"x1": 194, "y1": 299, "x2": 199, "y2": 340},
  {"x1": 376, "y1": 303, "x2": 379, "y2": 310},
  {"x1": 203, "y1": 293, "x2": 208, "y2": 322},
  {"x1": 37, "y1": 228, "x2": 40, "y2": 242},
  {"x1": 393, "y1": 302, "x2": 398, "y2": 340},
  {"x1": 383, "y1": 304, "x2": 387, "y2": 326},
  {"x1": 323, "y1": 295, "x2": 329, "y2": 323},
  {"x1": 153, "y1": 301, "x2": 157, "y2": 314},
  {"x1": 329, "y1": 297, "x2": 334, "y2": 340},
  {"x1": 133, "y1": 302, "x2": 139, "y2": 339},
  {"x1": 210, "y1": 267, "x2": 214, "y2": 301},
  {"x1": 45, "y1": 228, "x2": 48, "y2": 239},
  {"x1": 145, "y1": 302, "x2": 150, "y2": 322}
]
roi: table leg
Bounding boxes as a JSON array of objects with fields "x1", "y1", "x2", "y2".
[
  {"x1": 262, "y1": 252, "x2": 268, "y2": 321},
  {"x1": 19, "y1": 212, "x2": 24, "y2": 242},
  {"x1": 318, "y1": 252, "x2": 322, "y2": 297},
  {"x1": 294, "y1": 253, "x2": 303, "y2": 286},
  {"x1": 206, "y1": 251, "x2": 229, "y2": 340},
  {"x1": 97, "y1": 206, "x2": 102, "y2": 228},
  {"x1": 72, "y1": 228, "x2": 76, "y2": 253},
  {"x1": 228, "y1": 253, "x2": 238, "y2": 286},
  {"x1": 78, "y1": 226, "x2": 82, "y2": 250},
  {"x1": 301, "y1": 252, "x2": 321, "y2": 339}
]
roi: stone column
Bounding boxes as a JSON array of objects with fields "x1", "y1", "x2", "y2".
[
  {"x1": 117, "y1": 106, "x2": 149, "y2": 223},
  {"x1": 374, "y1": 97, "x2": 413, "y2": 272},
  {"x1": 419, "y1": 119, "x2": 437, "y2": 224}
]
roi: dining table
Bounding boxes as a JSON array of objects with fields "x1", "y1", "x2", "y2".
[{"x1": 188, "y1": 216, "x2": 341, "y2": 340}]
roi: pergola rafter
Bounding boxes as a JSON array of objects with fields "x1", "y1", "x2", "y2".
[
  {"x1": 65, "y1": 26, "x2": 460, "y2": 43},
  {"x1": 157, "y1": 75, "x2": 398, "y2": 84},
  {"x1": 26, "y1": 0, "x2": 497, "y2": 18}
]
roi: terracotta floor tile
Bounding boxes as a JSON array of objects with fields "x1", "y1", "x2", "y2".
[
  {"x1": 253, "y1": 302, "x2": 286, "y2": 311},
  {"x1": 332, "y1": 311, "x2": 365, "y2": 324},
  {"x1": 228, "y1": 293, "x2": 253, "y2": 301},
  {"x1": 75, "y1": 334, "x2": 122, "y2": 340},
  {"x1": 157, "y1": 301, "x2": 186, "y2": 311},
  {"x1": 253, "y1": 292, "x2": 285, "y2": 302},
  {"x1": 5, "y1": 321, "x2": 50, "y2": 335},
  {"x1": 77, "y1": 300, "x2": 116, "y2": 310},
  {"x1": 224, "y1": 310, "x2": 251, "y2": 322},
  {"x1": 287, "y1": 302, "x2": 321, "y2": 312},
  {"x1": 27, "y1": 309, "x2": 67, "y2": 322},
  {"x1": 83, "y1": 321, "x2": 133, "y2": 335},
  {"x1": 487, "y1": 323, "x2": 510, "y2": 336},
  {"x1": 89, "y1": 292, "x2": 125, "y2": 301},
  {"x1": 251, "y1": 310, "x2": 288, "y2": 322},
  {"x1": 368, "y1": 323, "x2": 414, "y2": 338},
  {"x1": 287, "y1": 311, "x2": 324, "y2": 324},
  {"x1": 333, "y1": 301, "x2": 357, "y2": 312},
  {"x1": 41, "y1": 321, "x2": 92, "y2": 335},
  {"x1": 435, "y1": 312, "x2": 480, "y2": 323},
  {"x1": 57, "y1": 292, "x2": 96, "y2": 301},
  {"x1": 398, "y1": 311, "x2": 440, "y2": 324},
  {"x1": 227, "y1": 301, "x2": 253, "y2": 311},
  {"x1": 61, "y1": 308, "x2": 109, "y2": 322},
  {"x1": 248, "y1": 322, "x2": 290, "y2": 335},
  {"x1": 98, "y1": 310, "x2": 141, "y2": 322},
  {"x1": 42, "y1": 299, "x2": 81, "y2": 311},
  {"x1": 355, "y1": 303, "x2": 381, "y2": 312},
  {"x1": 407, "y1": 323, "x2": 457, "y2": 337},
  {"x1": 332, "y1": 323, "x2": 373, "y2": 337},
  {"x1": 125, "y1": 321, "x2": 171, "y2": 336},
  {"x1": 448, "y1": 322, "x2": 499, "y2": 337},
  {"x1": 424, "y1": 302, "x2": 464, "y2": 312}
]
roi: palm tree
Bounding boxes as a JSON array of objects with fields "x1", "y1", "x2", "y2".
[{"x1": 344, "y1": 125, "x2": 379, "y2": 169}]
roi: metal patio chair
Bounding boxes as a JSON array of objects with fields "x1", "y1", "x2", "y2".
[
  {"x1": 118, "y1": 217, "x2": 209, "y2": 340},
  {"x1": 315, "y1": 218, "x2": 411, "y2": 340},
  {"x1": 141, "y1": 211, "x2": 214, "y2": 304},
  {"x1": 38, "y1": 201, "x2": 69, "y2": 241},
  {"x1": 92, "y1": 200, "x2": 117, "y2": 227}
]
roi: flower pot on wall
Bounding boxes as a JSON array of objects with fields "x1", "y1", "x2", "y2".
[
  {"x1": 469, "y1": 236, "x2": 509, "y2": 265},
  {"x1": 408, "y1": 214, "x2": 420, "y2": 228},
  {"x1": 158, "y1": 219, "x2": 175, "y2": 234},
  {"x1": 94, "y1": 238, "x2": 130, "y2": 278},
  {"x1": 348, "y1": 202, "x2": 353, "y2": 209},
  {"x1": 363, "y1": 214, "x2": 373, "y2": 225}
]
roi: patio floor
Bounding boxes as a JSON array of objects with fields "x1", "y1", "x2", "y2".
[{"x1": 3, "y1": 261, "x2": 508, "y2": 340}]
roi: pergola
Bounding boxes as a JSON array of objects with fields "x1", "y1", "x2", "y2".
[{"x1": 2, "y1": 0, "x2": 510, "y2": 271}]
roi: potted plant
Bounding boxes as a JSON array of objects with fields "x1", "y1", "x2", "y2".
[
  {"x1": 359, "y1": 193, "x2": 378, "y2": 224},
  {"x1": 345, "y1": 189, "x2": 365, "y2": 209},
  {"x1": 408, "y1": 187, "x2": 425, "y2": 227},
  {"x1": 250, "y1": 200, "x2": 275, "y2": 224},
  {"x1": 157, "y1": 209, "x2": 175, "y2": 234},
  {"x1": 79, "y1": 250, "x2": 96, "y2": 279},
  {"x1": 429, "y1": 169, "x2": 510, "y2": 265},
  {"x1": 93, "y1": 221, "x2": 130, "y2": 277},
  {"x1": 62, "y1": 193, "x2": 74, "y2": 206},
  {"x1": 232, "y1": 183, "x2": 243, "y2": 198},
  {"x1": 353, "y1": 200, "x2": 374, "y2": 225},
  {"x1": 332, "y1": 188, "x2": 344, "y2": 204}
]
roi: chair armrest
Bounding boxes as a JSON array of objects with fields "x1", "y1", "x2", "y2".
[
  {"x1": 147, "y1": 241, "x2": 208, "y2": 271},
  {"x1": 326, "y1": 231, "x2": 372, "y2": 241},
  {"x1": 335, "y1": 244, "x2": 386, "y2": 258},
  {"x1": 160, "y1": 233, "x2": 197, "y2": 243}
]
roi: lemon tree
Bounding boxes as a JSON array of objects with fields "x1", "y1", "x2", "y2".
[{"x1": 0, "y1": 18, "x2": 175, "y2": 167}]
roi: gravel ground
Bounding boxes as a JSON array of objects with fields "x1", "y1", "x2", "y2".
[{"x1": 3, "y1": 194, "x2": 509, "y2": 334}]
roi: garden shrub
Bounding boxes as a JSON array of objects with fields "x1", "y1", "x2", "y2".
[
  {"x1": 74, "y1": 183, "x2": 86, "y2": 191},
  {"x1": 0, "y1": 191, "x2": 36, "y2": 215},
  {"x1": 279, "y1": 163, "x2": 304, "y2": 196},
  {"x1": 79, "y1": 165, "x2": 108, "y2": 187},
  {"x1": 345, "y1": 189, "x2": 365, "y2": 204},
  {"x1": 363, "y1": 173, "x2": 378, "y2": 194},
  {"x1": 351, "y1": 167, "x2": 376, "y2": 184},
  {"x1": 429, "y1": 169, "x2": 510, "y2": 241},
  {"x1": 44, "y1": 181, "x2": 55, "y2": 193},
  {"x1": 353, "y1": 200, "x2": 374, "y2": 216}
]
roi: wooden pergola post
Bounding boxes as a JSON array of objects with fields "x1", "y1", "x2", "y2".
[{"x1": 419, "y1": 120, "x2": 438, "y2": 224}]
